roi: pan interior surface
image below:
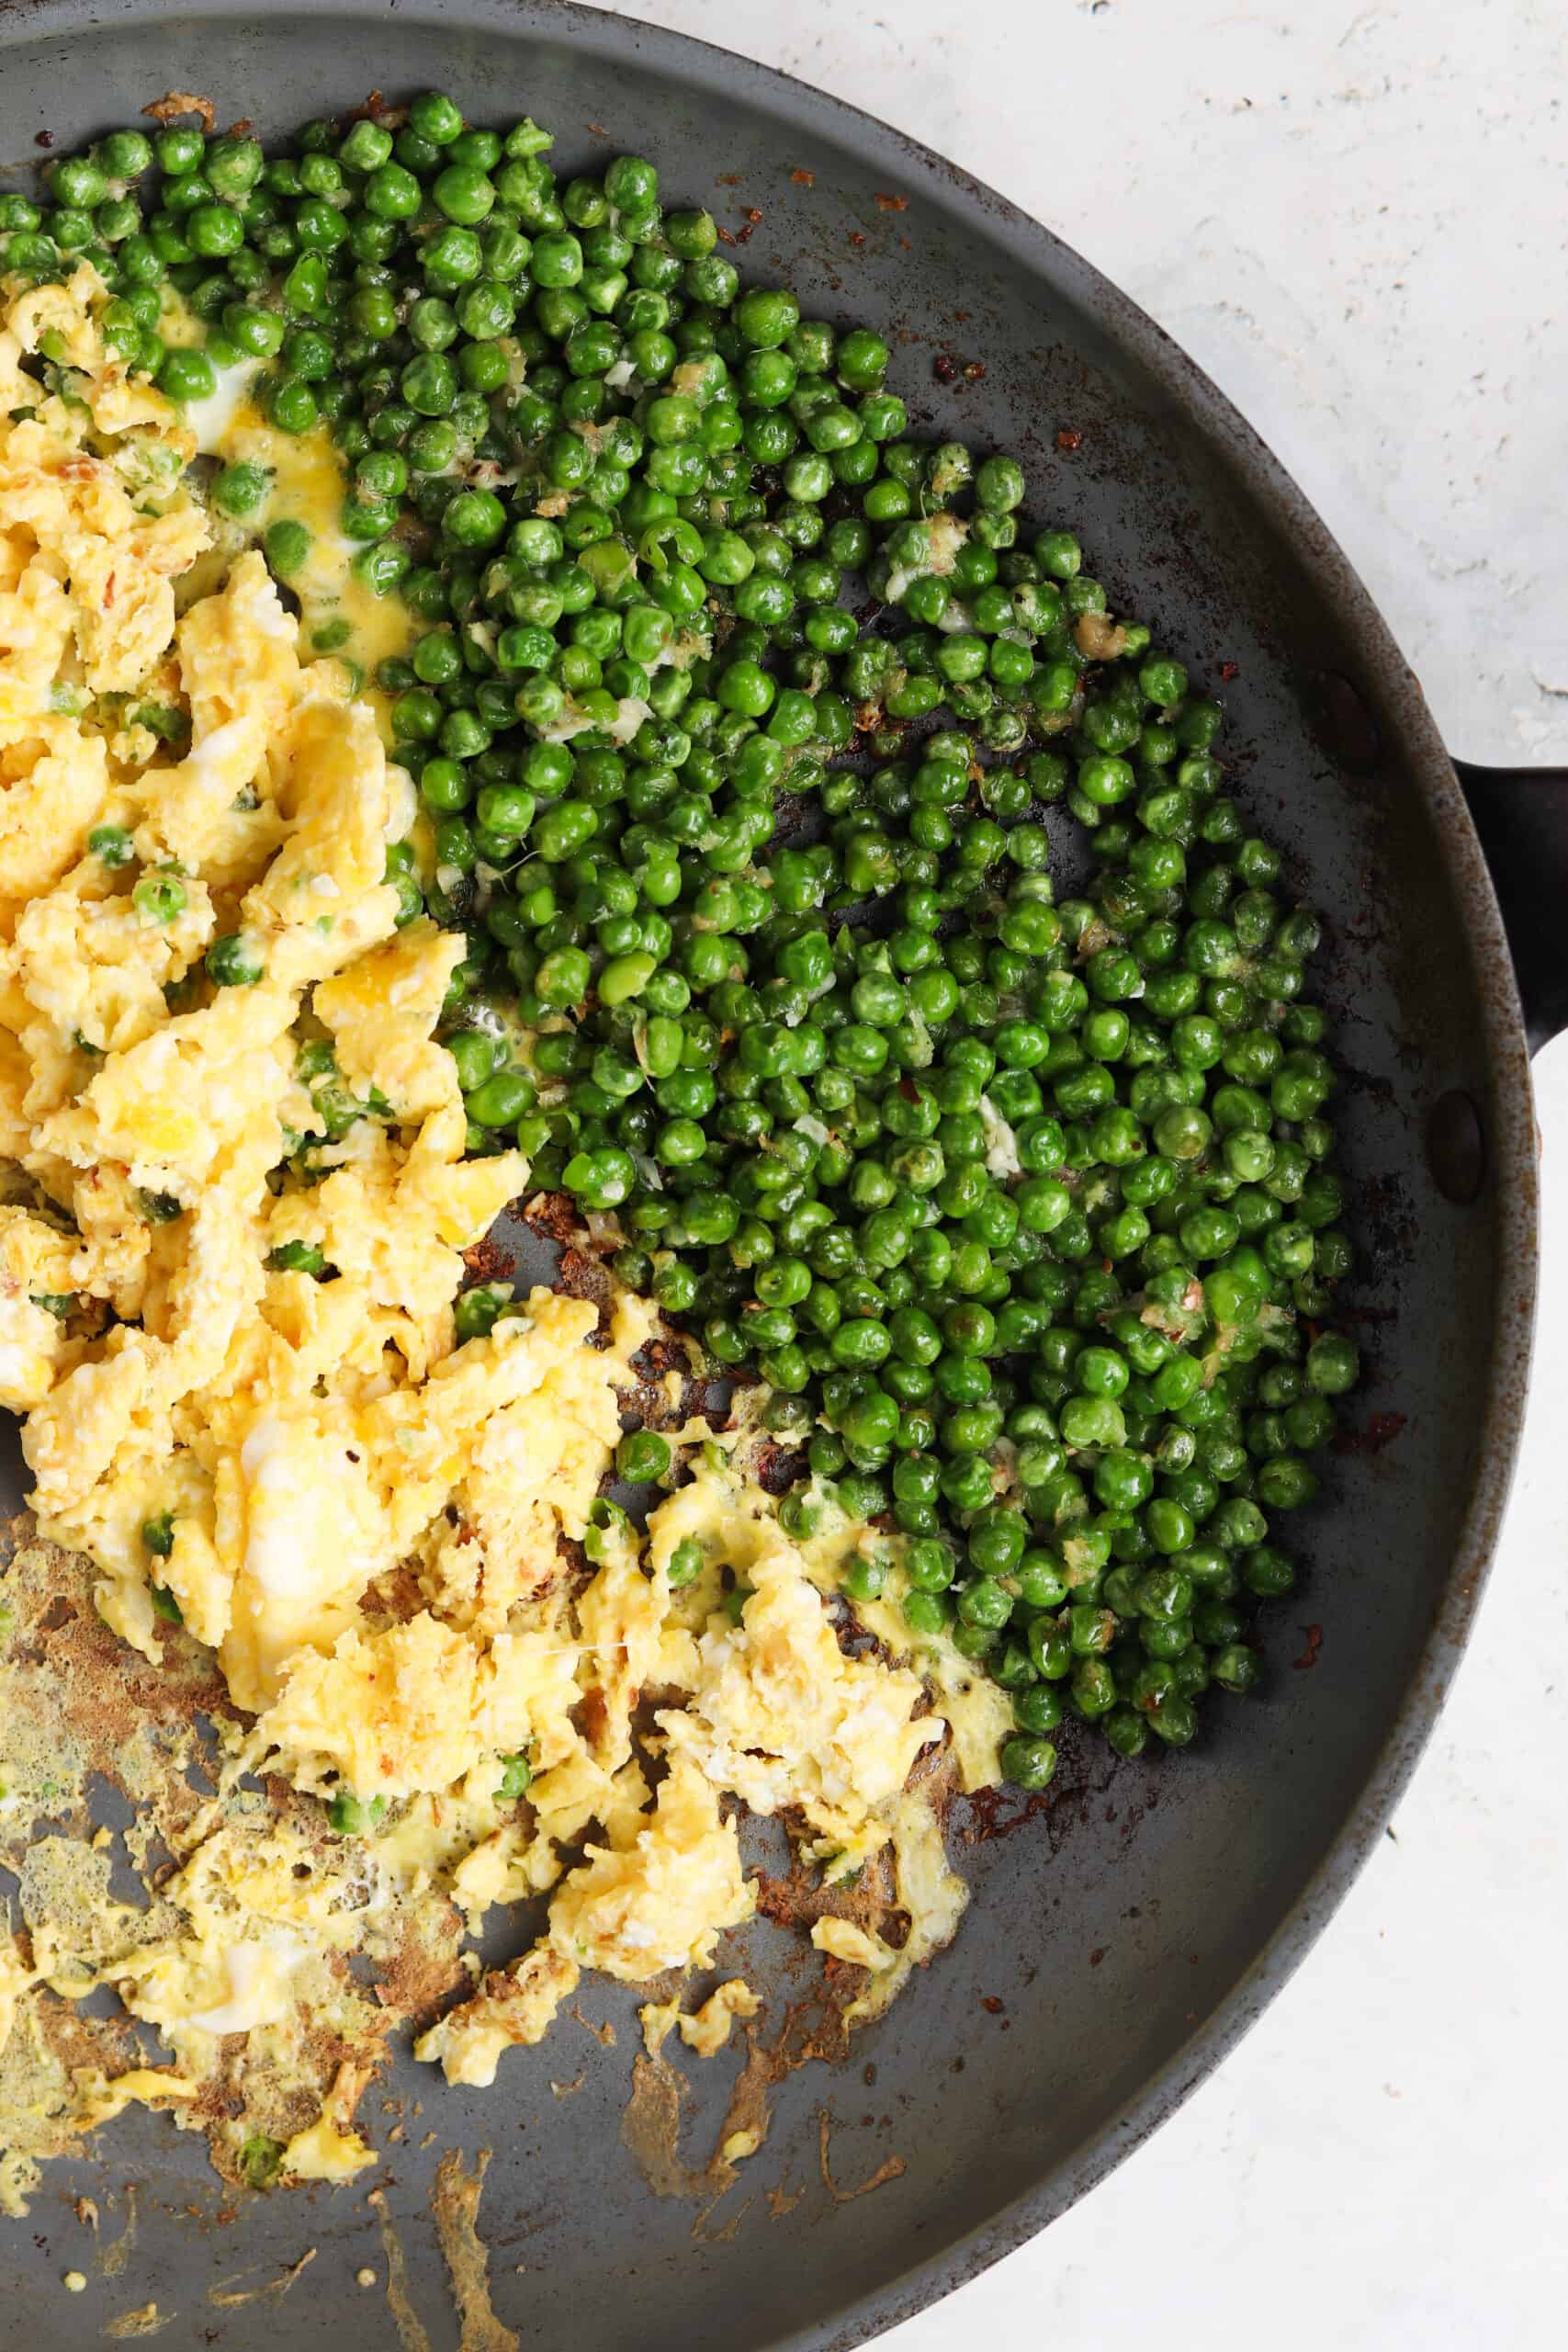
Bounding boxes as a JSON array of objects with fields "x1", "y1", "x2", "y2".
[{"x1": 0, "y1": 6, "x2": 1533, "y2": 2350}]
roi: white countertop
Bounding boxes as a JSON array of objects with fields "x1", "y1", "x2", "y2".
[{"x1": 615, "y1": 3, "x2": 1568, "y2": 2341}]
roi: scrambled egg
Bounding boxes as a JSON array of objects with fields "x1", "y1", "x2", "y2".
[
  {"x1": 0, "y1": 266, "x2": 528, "y2": 1684},
  {"x1": 653, "y1": 1473, "x2": 941, "y2": 1845},
  {"x1": 0, "y1": 265, "x2": 1000, "y2": 2205}
]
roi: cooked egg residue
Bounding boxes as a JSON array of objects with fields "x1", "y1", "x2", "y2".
[{"x1": 0, "y1": 264, "x2": 1001, "y2": 2211}]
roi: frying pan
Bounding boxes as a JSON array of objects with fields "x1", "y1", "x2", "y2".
[{"x1": 1, "y1": 4, "x2": 1562, "y2": 2346}]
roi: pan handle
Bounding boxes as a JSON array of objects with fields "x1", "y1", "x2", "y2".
[{"x1": 1452, "y1": 761, "x2": 1568, "y2": 1056}]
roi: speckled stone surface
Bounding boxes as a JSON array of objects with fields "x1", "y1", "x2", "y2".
[{"x1": 612, "y1": 4, "x2": 1568, "y2": 2341}]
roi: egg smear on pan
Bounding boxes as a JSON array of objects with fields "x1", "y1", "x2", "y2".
[{"x1": 0, "y1": 266, "x2": 1004, "y2": 2211}]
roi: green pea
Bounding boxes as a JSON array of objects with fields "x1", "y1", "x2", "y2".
[
  {"x1": 403, "y1": 350, "x2": 458, "y2": 414},
  {"x1": 493, "y1": 1749, "x2": 533, "y2": 1802},
  {"x1": 434, "y1": 161, "x2": 496, "y2": 224},
  {"x1": 267, "y1": 376, "x2": 318, "y2": 434},
  {"x1": 1210, "y1": 1644, "x2": 1261, "y2": 1694},
  {"x1": 841, "y1": 1557, "x2": 887, "y2": 1603},
  {"x1": 208, "y1": 456, "x2": 278, "y2": 526},
  {"x1": 88, "y1": 824, "x2": 135, "y2": 867},
  {"x1": 666, "y1": 1539, "x2": 705, "y2": 1589},
  {"x1": 563, "y1": 1147, "x2": 637, "y2": 1207},
  {"x1": 967, "y1": 1507, "x2": 1025, "y2": 1577},
  {"x1": 455, "y1": 1284, "x2": 513, "y2": 1344},
  {"x1": 1306, "y1": 1331, "x2": 1359, "y2": 1396},
  {"x1": 958, "y1": 1577, "x2": 1013, "y2": 1632},
  {"x1": 132, "y1": 873, "x2": 186, "y2": 925},
  {"x1": 99, "y1": 129, "x2": 153, "y2": 179},
  {"x1": 141, "y1": 1510, "x2": 175, "y2": 1558},
  {"x1": 327, "y1": 1792, "x2": 389, "y2": 1838},
  {"x1": 1000, "y1": 1735, "x2": 1057, "y2": 1792},
  {"x1": 468, "y1": 1070, "x2": 535, "y2": 1127},
  {"x1": 49, "y1": 153, "x2": 110, "y2": 208},
  {"x1": 264, "y1": 518, "x2": 310, "y2": 577},
  {"x1": 617, "y1": 1429, "x2": 672, "y2": 1484},
  {"x1": 206, "y1": 933, "x2": 265, "y2": 987},
  {"x1": 156, "y1": 345, "x2": 217, "y2": 402},
  {"x1": 366, "y1": 160, "x2": 422, "y2": 219},
  {"x1": 735, "y1": 286, "x2": 799, "y2": 348},
  {"x1": 266, "y1": 1240, "x2": 328, "y2": 1276}
]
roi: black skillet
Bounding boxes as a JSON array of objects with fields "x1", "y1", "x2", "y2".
[{"x1": 0, "y1": 4, "x2": 1561, "y2": 2346}]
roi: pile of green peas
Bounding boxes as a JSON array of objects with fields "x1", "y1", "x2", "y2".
[{"x1": 3, "y1": 94, "x2": 1362, "y2": 1789}]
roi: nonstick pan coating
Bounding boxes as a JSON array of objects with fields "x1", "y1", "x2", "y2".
[{"x1": 0, "y1": 6, "x2": 1539, "y2": 2348}]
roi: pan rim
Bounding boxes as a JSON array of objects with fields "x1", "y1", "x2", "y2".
[{"x1": 0, "y1": 4, "x2": 1540, "y2": 2345}]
